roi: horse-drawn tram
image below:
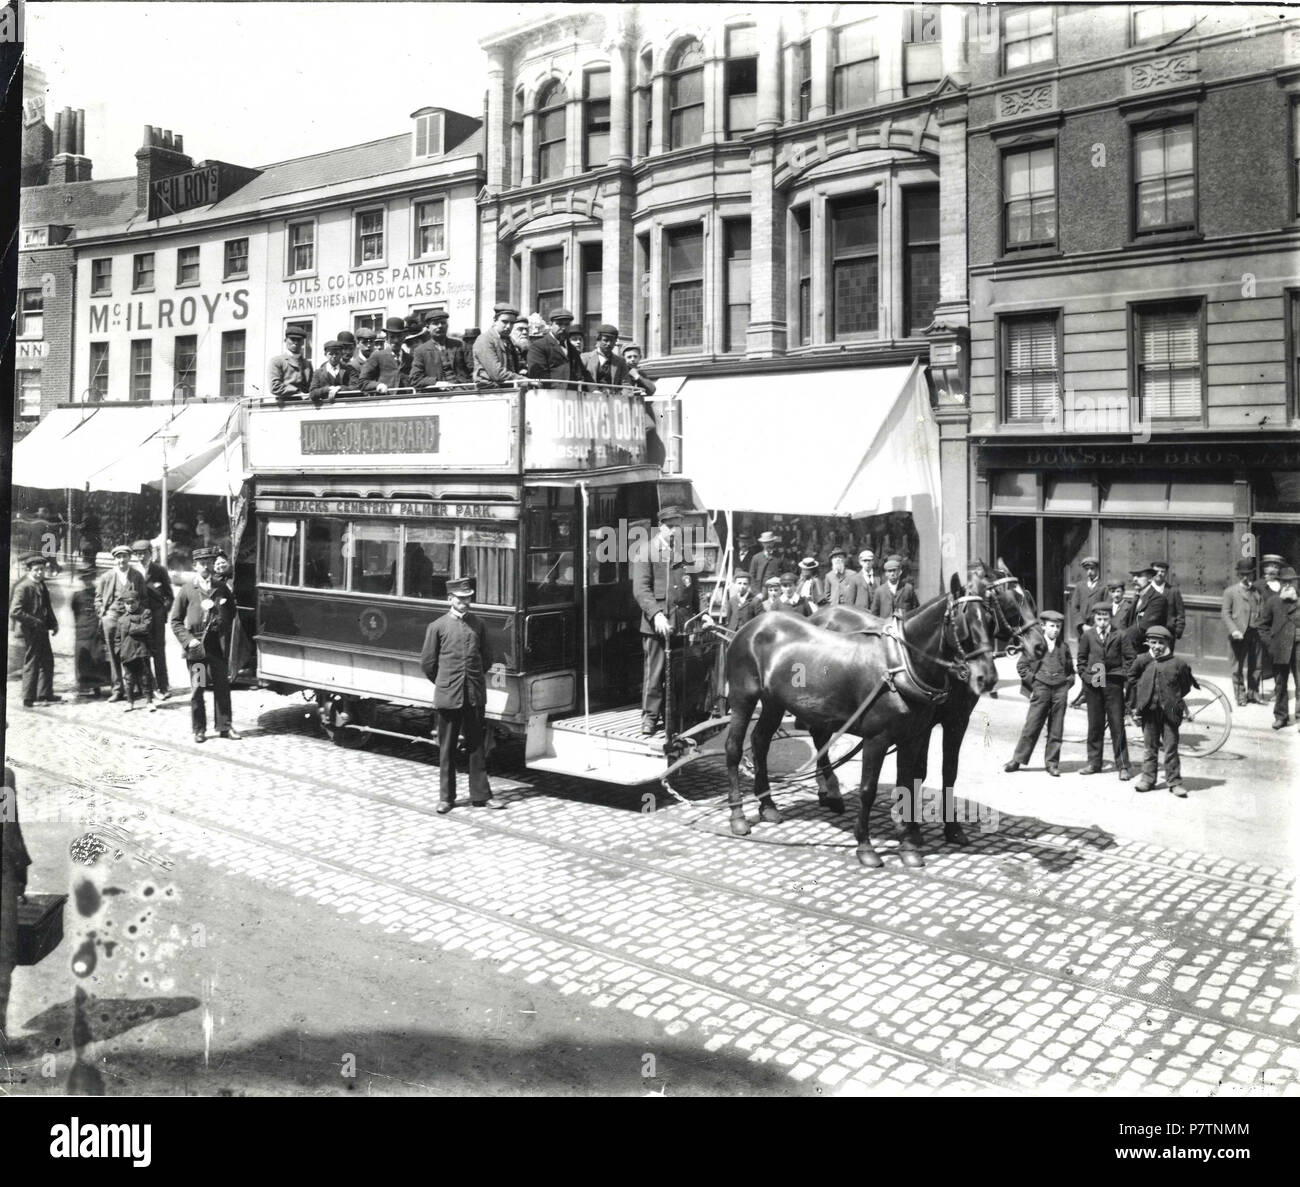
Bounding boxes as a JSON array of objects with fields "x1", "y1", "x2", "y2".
[{"x1": 241, "y1": 380, "x2": 719, "y2": 783}]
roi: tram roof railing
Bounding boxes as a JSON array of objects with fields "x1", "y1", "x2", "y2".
[{"x1": 240, "y1": 377, "x2": 643, "y2": 412}]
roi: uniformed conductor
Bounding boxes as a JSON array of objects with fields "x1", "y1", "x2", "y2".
[
  {"x1": 420, "y1": 577, "x2": 500, "y2": 812},
  {"x1": 631, "y1": 505, "x2": 701, "y2": 736}
]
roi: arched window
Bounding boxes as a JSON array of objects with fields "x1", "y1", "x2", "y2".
[
  {"x1": 536, "y1": 80, "x2": 567, "y2": 181},
  {"x1": 511, "y1": 88, "x2": 524, "y2": 185},
  {"x1": 668, "y1": 38, "x2": 704, "y2": 150}
]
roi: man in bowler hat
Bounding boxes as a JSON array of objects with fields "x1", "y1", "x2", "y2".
[
  {"x1": 358, "y1": 317, "x2": 408, "y2": 392},
  {"x1": 420, "y1": 577, "x2": 500, "y2": 810}
]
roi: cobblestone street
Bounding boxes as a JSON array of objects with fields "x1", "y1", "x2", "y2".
[{"x1": 3, "y1": 654, "x2": 1297, "y2": 1097}]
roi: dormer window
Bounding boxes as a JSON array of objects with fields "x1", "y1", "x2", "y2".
[{"x1": 412, "y1": 108, "x2": 445, "y2": 159}]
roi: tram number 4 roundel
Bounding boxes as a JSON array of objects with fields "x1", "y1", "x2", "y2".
[{"x1": 358, "y1": 607, "x2": 389, "y2": 643}]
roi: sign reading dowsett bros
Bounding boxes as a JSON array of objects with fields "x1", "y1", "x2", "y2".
[{"x1": 301, "y1": 416, "x2": 441, "y2": 455}]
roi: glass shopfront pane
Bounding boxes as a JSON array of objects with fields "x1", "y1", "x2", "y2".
[
  {"x1": 1044, "y1": 477, "x2": 1092, "y2": 512},
  {"x1": 461, "y1": 527, "x2": 518, "y2": 607},
  {"x1": 1253, "y1": 471, "x2": 1300, "y2": 514},
  {"x1": 1100, "y1": 520, "x2": 1166, "y2": 588},
  {"x1": 404, "y1": 525, "x2": 455, "y2": 599},
  {"x1": 303, "y1": 517, "x2": 348, "y2": 590},
  {"x1": 350, "y1": 522, "x2": 400, "y2": 596},
  {"x1": 1100, "y1": 479, "x2": 1166, "y2": 514},
  {"x1": 990, "y1": 471, "x2": 1037, "y2": 510},
  {"x1": 1167, "y1": 479, "x2": 1234, "y2": 517}
]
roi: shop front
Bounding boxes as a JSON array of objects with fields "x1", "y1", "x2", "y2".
[{"x1": 974, "y1": 438, "x2": 1300, "y2": 664}]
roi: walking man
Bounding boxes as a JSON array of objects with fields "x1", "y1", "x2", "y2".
[
  {"x1": 420, "y1": 577, "x2": 500, "y2": 811},
  {"x1": 170, "y1": 546, "x2": 240, "y2": 743},
  {"x1": 1221, "y1": 559, "x2": 1263, "y2": 707},
  {"x1": 95, "y1": 544, "x2": 146, "y2": 702},
  {"x1": 8, "y1": 553, "x2": 60, "y2": 707},
  {"x1": 1004, "y1": 610, "x2": 1073, "y2": 776},
  {"x1": 1077, "y1": 600, "x2": 1134, "y2": 779},
  {"x1": 131, "y1": 539, "x2": 172, "y2": 697}
]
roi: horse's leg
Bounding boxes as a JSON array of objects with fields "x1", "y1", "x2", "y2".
[
  {"x1": 810, "y1": 726, "x2": 845, "y2": 814},
  {"x1": 855, "y1": 740, "x2": 888, "y2": 869},
  {"x1": 751, "y1": 698, "x2": 786, "y2": 824},
  {"x1": 894, "y1": 730, "x2": 927, "y2": 870},
  {"x1": 941, "y1": 694, "x2": 975, "y2": 847},
  {"x1": 724, "y1": 695, "x2": 758, "y2": 837}
]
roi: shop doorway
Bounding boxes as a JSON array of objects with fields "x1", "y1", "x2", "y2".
[
  {"x1": 1043, "y1": 517, "x2": 1093, "y2": 616},
  {"x1": 991, "y1": 516, "x2": 1037, "y2": 605}
]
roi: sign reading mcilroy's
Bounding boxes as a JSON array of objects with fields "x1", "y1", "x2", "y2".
[{"x1": 524, "y1": 387, "x2": 647, "y2": 470}]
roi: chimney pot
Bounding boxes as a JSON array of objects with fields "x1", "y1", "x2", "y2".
[
  {"x1": 174, "y1": 133, "x2": 183, "y2": 153},
  {"x1": 142, "y1": 124, "x2": 153, "y2": 147}
]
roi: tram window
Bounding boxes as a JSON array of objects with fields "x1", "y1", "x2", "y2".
[
  {"x1": 303, "y1": 516, "x2": 347, "y2": 590},
  {"x1": 403, "y1": 524, "x2": 455, "y2": 599},
  {"x1": 527, "y1": 549, "x2": 575, "y2": 604},
  {"x1": 261, "y1": 519, "x2": 299, "y2": 586},
  {"x1": 350, "y1": 522, "x2": 400, "y2": 596},
  {"x1": 461, "y1": 527, "x2": 518, "y2": 607}
]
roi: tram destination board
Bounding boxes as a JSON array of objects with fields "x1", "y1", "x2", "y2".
[{"x1": 301, "y1": 415, "x2": 440, "y2": 455}]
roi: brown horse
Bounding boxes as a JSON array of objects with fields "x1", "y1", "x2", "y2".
[
  {"x1": 724, "y1": 575, "x2": 999, "y2": 868},
  {"x1": 810, "y1": 570, "x2": 1045, "y2": 850}
]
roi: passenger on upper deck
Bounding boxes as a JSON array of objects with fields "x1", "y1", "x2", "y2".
[
  {"x1": 424, "y1": 310, "x2": 467, "y2": 383},
  {"x1": 358, "y1": 317, "x2": 407, "y2": 393},
  {"x1": 582, "y1": 324, "x2": 631, "y2": 388},
  {"x1": 622, "y1": 343, "x2": 657, "y2": 398},
  {"x1": 511, "y1": 316, "x2": 531, "y2": 359},
  {"x1": 409, "y1": 323, "x2": 457, "y2": 392},
  {"x1": 351, "y1": 327, "x2": 376, "y2": 382},
  {"x1": 528, "y1": 309, "x2": 592, "y2": 384},
  {"x1": 334, "y1": 330, "x2": 358, "y2": 386},
  {"x1": 268, "y1": 328, "x2": 313, "y2": 402},
  {"x1": 309, "y1": 341, "x2": 348, "y2": 404},
  {"x1": 456, "y1": 329, "x2": 480, "y2": 382},
  {"x1": 474, "y1": 304, "x2": 530, "y2": 386}
]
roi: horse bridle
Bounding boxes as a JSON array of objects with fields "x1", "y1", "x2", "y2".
[
  {"x1": 986, "y1": 576, "x2": 1039, "y2": 657},
  {"x1": 886, "y1": 593, "x2": 994, "y2": 686}
]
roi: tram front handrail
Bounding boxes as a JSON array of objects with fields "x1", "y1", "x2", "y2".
[{"x1": 241, "y1": 376, "x2": 644, "y2": 411}]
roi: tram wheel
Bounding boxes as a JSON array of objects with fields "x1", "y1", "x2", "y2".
[{"x1": 319, "y1": 696, "x2": 373, "y2": 749}]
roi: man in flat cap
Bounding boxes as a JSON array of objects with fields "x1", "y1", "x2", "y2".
[
  {"x1": 423, "y1": 309, "x2": 468, "y2": 383},
  {"x1": 454, "y1": 328, "x2": 480, "y2": 383},
  {"x1": 1004, "y1": 609, "x2": 1073, "y2": 777},
  {"x1": 349, "y1": 328, "x2": 377, "y2": 385},
  {"x1": 1150, "y1": 560, "x2": 1185, "y2": 640},
  {"x1": 268, "y1": 328, "x2": 313, "y2": 402},
  {"x1": 822, "y1": 548, "x2": 860, "y2": 607},
  {"x1": 1076, "y1": 600, "x2": 1134, "y2": 779},
  {"x1": 420, "y1": 577, "x2": 500, "y2": 810},
  {"x1": 1069, "y1": 555, "x2": 1102, "y2": 637},
  {"x1": 631, "y1": 505, "x2": 701, "y2": 735},
  {"x1": 170, "y1": 546, "x2": 239, "y2": 743},
  {"x1": 1221, "y1": 559, "x2": 1263, "y2": 707},
  {"x1": 1128, "y1": 625, "x2": 1199, "y2": 796},
  {"x1": 9, "y1": 553, "x2": 60, "y2": 707},
  {"x1": 622, "y1": 343, "x2": 657, "y2": 398},
  {"x1": 583, "y1": 324, "x2": 631, "y2": 388},
  {"x1": 409, "y1": 323, "x2": 457, "y2": 392},
  {"x1": 869, "y1": 554, "x2": 919, "y2": 618},
  {"x1": 96, "y1": 544, "x2": 147, "y2": 701},
  {"x1": 758, "y1": 575, "x2": 784, "y2": 614},
  {"x1": 475, "y1": 303, "x2": 530, "y2": 385},
  {"x1": 748, "y1": 530, "x2": 784, "y2": 591},
  {"x1": 1127, "y1": 565, "x2": 1167, "y2": 647},
  {"x1": 358, "y1": 317, "x2": 408, "y2": 393},
  {"x1": 1258, "y1": 565, "x2": 1299, "y2": 729},
  {"x1": 852, "y1": 548, "x2": 878, "y2": 609},
  {"x1": 309, "y1": 340, "x2": 348, "y2": 404},
  {"x1": 131, "y1": 538, "x2": 173, "y2": 697}
]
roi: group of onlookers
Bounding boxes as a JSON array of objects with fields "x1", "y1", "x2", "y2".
[{"x1": 266, "y1": 306, "x2": 658, "y2": 403}]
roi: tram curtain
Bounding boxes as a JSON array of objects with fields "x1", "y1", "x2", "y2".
[{"x1": 461, "y1": 529, "x2": 518, "y2": 607}]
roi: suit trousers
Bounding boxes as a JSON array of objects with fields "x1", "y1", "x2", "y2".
[
  {"x1": 148, "y1": 614, "x2": 170, "y2": 693},
  {"x1": 124, "y1": 657, "x2": 154, "y2": 703},
  {"x1": 436, "y1": 705, "x2": 491, "y2": 804},
  {"x1": 1272, "y1": 644, "x2": 1299, "y2": 722},
  {"x1": 101, "y1": 617, "x2": 124, "y2": 693},
  {"x1": 19, "y1": 626, "x2": 54, "y2": 702},
  {"x1": 1229, "y1": 630, "x2": 1259, "y2": 699},
  {"x1": 1011, "y1": 683, "x2": 1068, "y2": 766},
  {"x1": 1084, "y1": 678, "x2": 1130, "y2": 767},
  {"x1": 1140, "y1": 708, "x2": 1182, "y2": 786},
  {"x1": 188, "y1": 651, "x2": 232, "y2": 733},
  {"x1": 641, "y1": 633, "x2": 667, "y2": 721}
]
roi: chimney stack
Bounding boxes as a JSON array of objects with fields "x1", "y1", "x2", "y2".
[
  {"x1": 136, "y1": 124, "x2": 195, "y2": 212},
  {"x1": 46, "y1": 106, "x2": 94, "y2": 183}
]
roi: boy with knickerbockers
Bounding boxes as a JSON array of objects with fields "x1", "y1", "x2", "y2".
[{"x1": 1127, "y1": 624, "x2": 1199, "y2": 797}]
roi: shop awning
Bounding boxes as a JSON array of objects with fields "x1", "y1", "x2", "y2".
[
  {"x1": 678, "y1": 360, "x2": 945, "y2": 594},
  {"x1": 9, "y1": 407, "x2": 104, "y2": 489},
  {"x1": 85, "y1": 403, "x2": 238, "y2": 493}
]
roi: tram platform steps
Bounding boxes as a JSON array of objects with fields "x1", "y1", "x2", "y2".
[{"x1": 526, "y1": 705, "x2": 670, "y2": 785}]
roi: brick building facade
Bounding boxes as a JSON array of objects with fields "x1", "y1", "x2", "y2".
[{"x1": 966, "y1": 4, "x2": 1300, "y2": 660}]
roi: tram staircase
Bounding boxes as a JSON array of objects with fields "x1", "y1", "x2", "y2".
[{"x1": 526, "y1": 705, "x2": 699, "y2": 785}]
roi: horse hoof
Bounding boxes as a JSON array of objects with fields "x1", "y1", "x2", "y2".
[
  {"x1": 855, "y1": 845, "x2": 883, "y2": 869},
  {"x1": 819, "y1": 794, "x2": 846, "y2": 816},
  {"x1": 759, "y1": 805, "x2": 784, "y2": 824},
  {"x1": 730, "y1": 816, "x2": 752, "y2": 837},
  {"x1": 944, "y1": 823, "x2": 971, "y2": 847},
  {"x1": 899, "y1": 849, "x2": 927, "y2": 870}
]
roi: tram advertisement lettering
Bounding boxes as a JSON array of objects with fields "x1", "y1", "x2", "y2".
[
  {"x1": 266, "y1": 497, "x2": 507, "y2": 520},
  {"x1": 526, "y1": 389, "x2": 646, "y2": 467},
  {"x1": 300, "y1": 416, "x2": 441, "y2": 455}
]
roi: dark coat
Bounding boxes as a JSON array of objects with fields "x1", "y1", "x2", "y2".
[
  {"x1": 94, "y1": 566, "x2": 147, "y2": 620},
  {"x1": 777, "y1": 595, "x2": 814, "y2": 618},
  {"x1": 1258, "y1": 593, "x2": 1299, "y2": 664},
  {"x1": 1129, "y1": 586, "x2": 1168, "y2": 641},
  {"x1": 869, "y1": 580, "x2": 919, "y2": 618},
  {"x1": 358, "y1": 348, "x2": 404, "y2": 391},
  {"x1": 850, "y1": 570, "x2": 877, "y2": 609},
  {"x1": 409, "y1": 340, "x2": 449, "y2": 388},
  {"x1": 309, "y1": 362, "x2": 350, "y2": 398},
  {"x1": 137, "y1": 560, "x2": 173, "y2": 614},
  {"x1": 1128, "y1": 652, "x2": 1198, "y2": 717},
  {"x1": 419, "y1": 611, "x2": 488, "y2": 710},
  {"x1": 1068, "y1": 576, "x2": 1103, "y2": 626},
  {"x1": 169, "y1": 578, "x2": 236, "y2": 659},
  {"x1": 821, "y1": 571, "x2": 862, "y2": 608},
  {"x1": 1016, "y1": 640, "x2": 1075, "y2": 691},
  {"x1": 1221, "y1": 581, "x2": 1263, "y2": 636},
  {"x1": 725, "y1": 592, "x2": 762, "y2": 633},
  {"x1": 9, "y1": 574, "x2": 57, "y2": 634},
  {"x1": 528, "y1": 332, "x2": 571, "y2": 382},
  {"x1": 1, "y1": 767, "x2": 32, "y2": 967},
  {"x1": 631, "y1": 544, "x2": 700, "y2": 636},
  {"x1": 582, "y1": 348, "x2": 632, "y2": 386},
  {"x1": 1078, "y1": 625, "x2": 1135, "y2": 682},
  {"x1": 1155, "y1": 582, "x2": 1186, "y2": 639},
  {"x1": 748, "y1": 551, "x2": 784, "y2": 591},
  {"x1": 115, "y1": 607, "x2": 154, "y2": 663}
]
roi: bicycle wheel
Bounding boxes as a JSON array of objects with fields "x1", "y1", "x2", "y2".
[{"x1": 1178, "y1": 682, "x2": 1233, "y2": 757}]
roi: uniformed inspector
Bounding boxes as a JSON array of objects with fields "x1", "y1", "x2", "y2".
[{"x1": 420, "y1": 577, "x2": 501, "y2": 812}]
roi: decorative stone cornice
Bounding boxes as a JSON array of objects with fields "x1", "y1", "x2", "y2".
[
  {"x1": 773, "y1": 115, "x2": 940, "y2": 189},
  {"x1": 993, "y1": 80, "x2": 1058, "y2": 122},
  {"x1": 497, "y1": 185, "x2": 604, "y2": 239},
  {"x1": 1126, "y1": 51, "x2": 1198, "y2": 94}
]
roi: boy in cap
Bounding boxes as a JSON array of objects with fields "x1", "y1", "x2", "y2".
[
  {"x1": 777, "y1": 571, "x2": 813, "y2": 617},
  {"x1": 114, "y1": 590, "x2": 157, "y2": 711},
  {"x1": 268, "y1": 328, "x2": 313, "y2": 402},
  {"x1": 8, "y1": 553, "x2": 60, "y2": 707},
  {"x1": 420, "y1": 577, "x2": 499, "y2": 810},
  {"x1": 869, "y1": 554, "x2": 919, "y2": 618},
  {"x1": 758, "y1": 575, "x2": 784, "y2": 614},
  {"x1": 309, "y1": 340, "x2": 348, "y2": 404},
  {"x1": 95, "y1": 544, "x2": 147, "y2": 701},
  {"x1": 1005, "y1": 610, "x2": 1073, "y2": 776},
  {"x1": 853, "y1": 549, "x2": 877, "y2": 608},
  {"x1": 1127, "y1": 625, "x2": 1199, "y2": 795},
  {"x1": 1221, "y1": 559, "x2": 1263, "y2": 706},
  {"x1": 622, "y1": 343, "x2": 657, "y2": 397},
  {"x1": 1076, "y1": 600, "x2": 1135, "y2": 779}
]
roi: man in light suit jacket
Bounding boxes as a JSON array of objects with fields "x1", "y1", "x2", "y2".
[
  {"x1": 474, "y1": 304, "x2": 529, "y2": 385},
  {"x1": 170, "y1": 546, "x2": 239, "y2": 743},
  {"x1": 851, "y1": 548, "x2": 878, "y2": 609},
  {"x1": 582, "y1": 324, "x2": 632, "y2": 387},
  {"x1": 1221, "y1": 559, "x2": 1263, "y2": 706}
]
